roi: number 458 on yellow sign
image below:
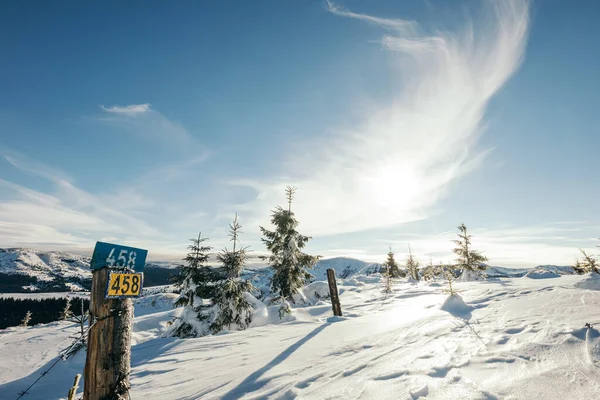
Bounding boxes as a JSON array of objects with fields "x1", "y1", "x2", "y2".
[{"x1": 106, "y1": 271, "x2": 143, "y2": 298}]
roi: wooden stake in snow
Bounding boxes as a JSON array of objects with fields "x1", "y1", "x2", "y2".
[
  {"x1": 67, "y1": 374, "x2": 81, "y2": 400},
  {"x1": 327, "y1": 268, "x2": 343, "y2": 317},
  {"x1": 83, "y1": 267, "x2": 134, "y2": 400},
  {"x1": 83, "y1": 241, "x2": 147, "y2": 400}
]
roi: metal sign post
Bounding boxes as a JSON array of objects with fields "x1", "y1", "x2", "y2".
[{"x1": 83, "y1": 242, "x2": 147, "y2": 400}]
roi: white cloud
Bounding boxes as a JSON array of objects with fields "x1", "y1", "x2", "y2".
[
  {"x1": 232, "y1": 0, "x2": 531, "y2": 237},
  {"x1": 100, "y1": 103, "x2": 151, "y2": 116},
  {"x1": 326, "y1": 0, "x2": 416, "y2": 34}
]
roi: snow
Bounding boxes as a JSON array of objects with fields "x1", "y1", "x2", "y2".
[
  {"x1": 574, "y1": 272, "x2": 600, "y2": 290},
  {"x1": 440, "y1": 294, "x2": 473, "y2": 319},
  {"x1": 0, "y1": 248, "x2": 91, "y2": 281},
  {"x1": 524, "y1": 266, "x2": 561, "y2": 279},
  {"x1": 2, "y1": 272, "x2": 600, "y2": 399}
]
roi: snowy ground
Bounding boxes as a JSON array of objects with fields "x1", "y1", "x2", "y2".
[{"x1": 1, "y1": 273, "x2": 600, "y2": 399}]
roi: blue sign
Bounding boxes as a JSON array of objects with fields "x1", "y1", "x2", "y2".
[{"x1": 90, "y1": 242, "x2": 148, "y2": 272}]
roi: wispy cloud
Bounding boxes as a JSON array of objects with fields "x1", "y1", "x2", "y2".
[
  {"x1": 97, "y1": 103, "x2": 208, "y2": 159},
  {"x1": 326, "y1": 0, "x2": 417, "y2": 34},
  {"x1": 100, "y1": 103, "x2": 151, "y2": 116},
  {"x1": 0, "y1": 153, "x2": 165, "y2": 248},
  {"x1": 232, "y1": 0, "x2": 530, "y2": 237}
]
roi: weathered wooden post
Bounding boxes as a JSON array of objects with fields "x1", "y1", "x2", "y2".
[
  {"x1": 326, "y1": 268, "x2": 342, "y2": 317},
  {"x1": 84, "y1": 242, "x2": 147, "y2": 400}
]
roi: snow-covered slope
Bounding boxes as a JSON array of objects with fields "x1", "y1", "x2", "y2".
[
  {"x1": 0, "y1": 248, "x2": 92, "y2": 292},
  {"x1": 0, "y1": 248, "x2": 181, "y2": 292},
  {"x1": 0, "y1": 248, "x2": 91, "y2": 280},
  {"x1": 311, "y1": 257, "x2": 383, "y2": 281},
  {"x1": 2, "y1": 272, "x2": 600, "y2": 399}
]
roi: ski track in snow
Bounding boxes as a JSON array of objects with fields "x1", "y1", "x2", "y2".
[{"x1": 2, "y1": 274, "x2": 600, "y2": 399}]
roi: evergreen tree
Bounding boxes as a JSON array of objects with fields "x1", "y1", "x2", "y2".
[
  {"x1": 438, "y1": 264, "x2": 458, "y2": 296},
  {"x1": 422, "y1": 258, "x2": 438, "y2": 282},
  {"x1": 20, "y1": 310, "x2": 32, "y2": 327},
  {"x1": 173, "y1": 232, "x2": 217, "y2": 308},
  {"x1": 169, "y1": 232, "x2": 219, "y2": 338},
  {"x1": 260, "y1": 186, "x2": 319, "y2": 316},
  {"x1": 205, "y1": 214, "x2": 256, "y2": 333},
  {"x1": 61, "y1": 297, "x2": 73, "y2": 320},
  {"x1": 406, "y1": 245, "x2": 421, "y2": 281},
  {"x1": 574, "y1": 249, "x2": 600, "y2": 274},
  {"x1": 382, "y1": 248, "x2": 399, "y2": 294},
  {"x1": 383, "y1": 248, "x2": 401, "y2": 278},
  {"x1": 453, "y1": 223, "x2": 488, "y2": 280}
]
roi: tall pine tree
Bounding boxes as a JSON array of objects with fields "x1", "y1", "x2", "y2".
[
  {"x1": 260, "y1": 186, "x2": 319, "y2": 316},
  {"x1": 453, "y1": 223, "x2": 488, "y2": 281},
  {"x1": 170, "y1": 232, "x2": 219, "y2": 338},
  {"x1": 205, "y1": 214, "x2": 256, "y2": 333}
]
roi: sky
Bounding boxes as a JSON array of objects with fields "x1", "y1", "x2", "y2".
[{"x1": 1, "y1": 0, "x2": 599, "y2": 267}]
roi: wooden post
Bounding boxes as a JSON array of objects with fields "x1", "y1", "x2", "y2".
[
  {"x1": 67, "y1": 374, "x2": 81, "y2": 400},
  {"x1": 326, "y1": 268, "x2": 343, "y2": 317},
  {"x1": 83, "y1": 268, "x2": 134, "y2": 400}
]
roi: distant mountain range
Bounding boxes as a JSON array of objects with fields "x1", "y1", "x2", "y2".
[
  {"x1": 0, "y1": 248, "x2": 180, "y2": 293},
  {"x1": 0, "y1": 248, "x2": 575, "y2": 293}
]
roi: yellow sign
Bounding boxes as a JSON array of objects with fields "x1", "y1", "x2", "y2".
[{"x1": 105, "y1": 271, "x2": 143, "y2": 298}]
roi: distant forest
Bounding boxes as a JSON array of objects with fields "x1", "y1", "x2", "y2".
[
  {"x1": 0, "y1": 265, "x2": 180, "y2": 293},
  {"x1": 0, "y1": 297, "x2": 90, "y2": 329}
]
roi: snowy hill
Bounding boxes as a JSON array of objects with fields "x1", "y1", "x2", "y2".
[
  {"x1": 0, "y1": 248, "x2": 92, "y2": 292},
  {"x1": 1, "y1": 272, "x2": 600, "y2": 399},
  {"x1": 311, "y1": 257, "x2": 384, "y2": 280},
  {"x1": 0, "y1": 248, "x2": 180, "y2": 293}
]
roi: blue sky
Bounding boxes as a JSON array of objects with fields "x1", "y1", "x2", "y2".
[{"x1": 1, "y1": 0, "x2": 599, "y2": 267}]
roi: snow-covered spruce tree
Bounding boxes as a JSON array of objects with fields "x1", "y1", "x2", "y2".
[
  {"x1": 260, "y1": 186, "x2": 319, "y2": 317},
  {"x1": 21, "y1": 311, "x2": 32, "y2": 327},
  {"x1": 453, "y1": 223, "x2": 488, "y2": 281},
  {"x1": 574, "y1": 249, "x2": 600, "y2": 274},
  {"x1": 206, "y1": 214, "x2": 256, "y2": 333},
  {"x1": 169, "y1": 232, "x2": 219, "y2": 338},
  {"x1": 382, "y1": 248, "x2": 399, "y2": 294},
  {"x1": 406, "y1": 245, "x2": 421, "y2": 281},
  {"x1": 383, "y1": 248, "x2": 402, "y2": 278}
]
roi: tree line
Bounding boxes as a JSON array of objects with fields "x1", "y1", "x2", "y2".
[{"x1": 0, "y1": 297, "x2": 90, "y2": 329}]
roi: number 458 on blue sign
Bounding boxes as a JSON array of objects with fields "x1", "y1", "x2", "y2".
[{"x1": 90, "y1": 242, "x2": 148, "y2": 272}]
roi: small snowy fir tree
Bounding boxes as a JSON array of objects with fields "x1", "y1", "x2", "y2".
[
  {"x1": 383, "y1": 248, "x2": 402, "y2": 278},
  {"x1": 169, "y1": 232, "x2": 219, "y2": 338},
  {"x1": 61, "y1": 297, "x2": 73, "y2": 320},
  {"x1": 438, "y1": 264, "x2": 458, "y2": 296},
  {"x1": 21, "y1": 310, "x2": 32, "y2": 327},
  {"x1": 206, "y1": 214, "x2": 256, "y2": 334},
  {"x1": 382, "y1": 248, "x2": 399, "y2": 294},
  {"x1": 422, "y1": 258, "x2": 438, "y2": 282},
  {"x1": 574, "y1": 249, "x2": 600, "y2": 274},
  {"x1": 260, "y1": 186, "x2": 319, "y2": 317},
  {"x1": 453, "y1": 223, "x2": 488, "y2": 281},
  {"x1": 406, "y1": 245, "x2": 421, "y2": 281}
]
